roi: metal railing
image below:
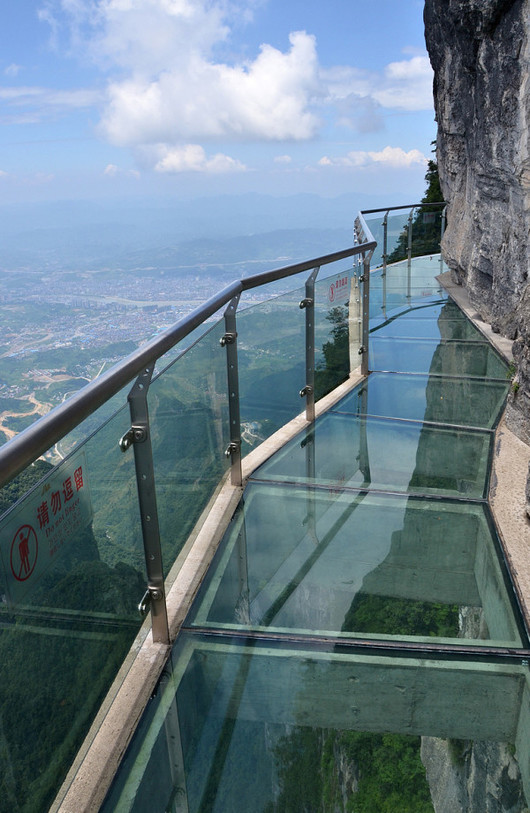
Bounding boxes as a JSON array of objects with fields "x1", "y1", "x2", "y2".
[
  {"x1": 360, "y1": 202, "x2": 446, "y2": 316},
  {"x1": 0, "y1": 222, "x2": 376, "y2": 644},
  {"x1": 0, "y1": 204, "x2": 460, "y2": 812}
]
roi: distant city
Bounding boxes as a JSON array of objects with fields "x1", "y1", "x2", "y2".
[{"x1": 0, "y1": 211, "x2": 354, "y2": 449}]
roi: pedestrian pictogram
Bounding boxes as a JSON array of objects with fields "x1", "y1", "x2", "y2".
[{"x1": 10, "y1": 524, "x2": 38, "y2": 582}]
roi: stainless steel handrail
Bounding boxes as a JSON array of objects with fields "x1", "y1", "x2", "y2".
[
  {"x1": 361, "y1": 201, "x2": 446, "y2": 215},
  {"x1": 0, "y1": 240, "x2": 376, "y2": 489}
]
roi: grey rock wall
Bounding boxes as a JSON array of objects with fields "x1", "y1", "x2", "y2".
[
  {"x1": 421, "y1": 738, "x2": 528, "y2": 813},
  {"x1": 424, "y1": 0, "x2": 530, "y2": 437}
]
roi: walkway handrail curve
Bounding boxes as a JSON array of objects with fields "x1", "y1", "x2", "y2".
[
  {"x1": 361, "y1": 201, "x2": 446, "y2": 216},
  {"x1": 0, "y1": 240, "x2": 376, "y2": 489}
]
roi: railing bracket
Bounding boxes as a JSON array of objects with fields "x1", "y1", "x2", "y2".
[
  {"x1": 300, "y1": 385, "x2": 313, "y2": 398},
  {"x1": 138, "y1": 585, "x2": 164, "y2": 616},
  {"x1": 119, "y1": 424, "x2": 147, "y2": 452},
  {"x1": 358, "y1": 346, "x2": 366, "y2": 355},
  {"x1": 224, "y1": 441, "x2": 240, "y2": 459},
  {"x1": 220, "y1": 332, "x2": 237, "y2": 347},
  {"x1": 299, "y1": 298, "x2": 313, "y2": 309}
]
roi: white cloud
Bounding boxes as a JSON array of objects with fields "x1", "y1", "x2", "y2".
[
  {"x1": 374, "y1": 56, "x2": 433, "y2": 110},
  {"x1": 153, "y1": 144, "x2": 246, "y2": 174},
  {"x1": 319, "y1": 146, "x2": 427, "y2": 169},
  {"x1": 39, "y1": 0, "x2": 320, "y2": 165},
  {"x1": 35, "y1": 2, "x2": 434, "y2": 175},
  {"x1": 104, "y1": 162, "x2": 140, "y2": 177},
  {"x1": 0, "y1": 84, "x2": 102, "y2": 123},
  {"x1": 4, "y1": 63, "x2": 21, "y2": 77},
  {"x1": 322, "y1": 54, "x2": 433, "y2": 115},
  {"x1": 99, "y1": 30, "x2": 320, "y2": 146},
  {"x1": 274, "y1": 154, "x2": 292, "y2": 164}
]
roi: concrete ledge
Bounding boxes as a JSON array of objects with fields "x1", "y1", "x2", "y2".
[
  {"x1": 437, "y1": 271, "x2": 514, "y2": 361},
  {"x1": 490, "y1": 417, "x2": 530, "y2": 628}
]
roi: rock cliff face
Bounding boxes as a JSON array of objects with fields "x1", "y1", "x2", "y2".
[
  {"x1": 424, "y1": 0, "x2": 530, "y2": 437},
  {"x1": 421, "y1": 738, "x2": 528, "y2": 813}
]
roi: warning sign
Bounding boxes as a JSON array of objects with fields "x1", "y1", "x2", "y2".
[
  {"x1": 0, "y1": 451, "x2": 92, "y2": 607},
  {"x1": 326, "y1": 271, "x2": 350, "y2": 305}
]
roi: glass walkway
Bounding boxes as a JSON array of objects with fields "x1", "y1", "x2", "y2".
[{"x1": 100, "y1": 258, "x2": 530, "y2": 812}]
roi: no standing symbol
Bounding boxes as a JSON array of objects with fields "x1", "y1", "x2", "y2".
[{"x1": 10, "y1": 524, "x2": 38, "y2": 582}]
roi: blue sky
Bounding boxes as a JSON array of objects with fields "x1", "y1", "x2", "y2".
[{"x1": 0, "y1": 0, "x2": 435, "y2": 205}]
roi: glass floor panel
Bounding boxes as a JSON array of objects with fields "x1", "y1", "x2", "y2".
[
  {"x1": 251, "y1": 413, "x2": 492, "y2": 500},
  {"x1": 101, "y1": 633, "x2": 530, "y2": 813},
  {"x1": 369, "y1": 336, "x2": 509, "y2": 378},
  {"x1": 334, "y1": 372, "x2": 509, "y2": 429},
  {"x1": 370, "y1": 316, "x2": 487, "y2": 341},
  {"x1": 188, "y1": 484, "x2": 524, "y2": 648},
  {"x1": 369, "y1": 299, "x2": 467, "y2": 326}
]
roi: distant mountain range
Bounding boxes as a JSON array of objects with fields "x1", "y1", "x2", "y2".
[{"x1": 0, "y1": 192, "x2": 395, "y2": 271}]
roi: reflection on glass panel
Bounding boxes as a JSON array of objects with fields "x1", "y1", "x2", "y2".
[
  {"x1": 252, "y1": 413, "x2": 492, "y2": 500},
  {"x1": 236, "y1": 287, "x2": 306, "y2": 450},
  {"x1": 335, "y1": 372, "x2": 509, "y2": 429},
  {"x1": 149, "y1": 321, "x2": 230, "y2": 576},
  {"x1": 369, "y1": 337, "x2": 509, "y2": 379},
  {"x1": 189, "y1": 485, "x2": 523, "y2": 647},
  {"x1": 0, "y1": 405, "x2": 145, "y2": 813},
  {"x1": 101, "y1": 633, "x2": 530, "y2": 813}
]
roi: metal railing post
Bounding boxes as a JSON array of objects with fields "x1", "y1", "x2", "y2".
[
  {"x1": 440, "y1": 205, "x2": 447, "y2": 274},
  {"x1": 221, "y1": 295, "x2": 242, "y2": 487},
  {"x1": 299, "y1": 267, "x2": 319, "y2": 422},
  {"x1": 360, "y1": 255, "x2": 371, "y2": 377},
  {"x1": 119, "y1": 365, "x2": 170, "y2": 645},
  {"x1": 407, "y1": 207, "x2": 415, "y2": 301},
  {"x1": 382, "y1": 209, "x2": 389, "y2": 316}
]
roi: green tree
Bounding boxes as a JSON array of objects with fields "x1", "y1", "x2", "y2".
[{"x1": 388, "y1": 150, "x2": 444, "y2": 263}]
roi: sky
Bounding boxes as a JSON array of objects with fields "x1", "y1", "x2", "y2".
[{"x1": 0, "y1": 0, "x2": 435, "y2": 207}]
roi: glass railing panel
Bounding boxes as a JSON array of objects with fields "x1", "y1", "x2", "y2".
[
  {"x1": 370, "y1": 258, "x2": 447, "y2": 320},
  {"x1": 251, "y1": 413, "x2": 492, "y2": 500},
  {"x1": 0, "y1": 404, "x2": 146, "y2": 813},
  {"x1": 369, "y1": 337, "x2": 509, "y2": 379},
  {"x1": 188, "y1": 485, "x2": 524, "y2": 647},
  {"x1": 334, "y1": 372, "x2": 509, "y2": 429},
  {"x1": 410, "y1": 207, "x2": 445, "y2": 257},
  {"x1": 148, "y1": 321, "x2": 231, "y2": 577},
  {"x1": 313, "y1": 263, "x2": 362, "y2": 400},
  {"x1": 385, "y1": 210, "x2": 413, "y2": 262},
  {"x1": 101, "y1": 632, "x2": 530, "y2": 813},
  {"x1": 364, "y1": 210, "x2": 411, "y2": 268},
  {"x1": 236, "y1": 286, "x2": 306, "y2": 451}
]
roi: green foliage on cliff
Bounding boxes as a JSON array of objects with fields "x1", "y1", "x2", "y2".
[
  {"x1": 343, "y1": 593, "x2": 459, "y2": 638},
  {"x1": 269, "y1": 726, "x2": 434, "y2": 813},
  {"x1": 0, "y1": 459, "x2": 53, "y2": 517},
  {"x1": 388, "y1": 158, "x2": 444, "y2": 263}
]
